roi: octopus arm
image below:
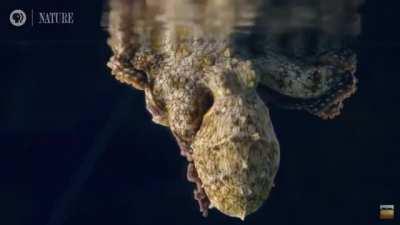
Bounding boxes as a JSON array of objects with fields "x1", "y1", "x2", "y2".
[
  {"x1": 254, "y1": 49, "x2": 357, "y2": 119},
  {"x1": 161, "y1": 83, "x2": 213, "y2": 216},
  {"x1": 106, "y1": 0, "x2": 153, "y2": 91}
]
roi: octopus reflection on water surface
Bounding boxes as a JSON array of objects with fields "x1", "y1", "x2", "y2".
[{"x1": 106, "y1": 0, "x2": 361, "y2": 220}]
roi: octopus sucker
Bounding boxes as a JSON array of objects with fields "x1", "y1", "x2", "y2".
[
  {"x1": 186, "y1": 163, "x2": 210, "y2": 217},
  {"x1": 105, "y1": 0, "x2": 362, "y2": 220}
]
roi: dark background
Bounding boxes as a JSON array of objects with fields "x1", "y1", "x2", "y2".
[{"x1": 0, "y1": 1, "x2": 399, "y2": 225}]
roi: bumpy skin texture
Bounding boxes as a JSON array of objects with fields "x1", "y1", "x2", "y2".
[
  {"x1": 193, "y1": 93, "x2": 279, "y2": 219},
  {"x1": 106, "y1": 0, "x2": 361, "y2": 220},
  {"x1": 254, "y1": 48, "x2": 358, "y2": 119}
]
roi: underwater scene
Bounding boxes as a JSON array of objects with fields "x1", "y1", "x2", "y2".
[{"x1": 0, "y1": 0, "x2": 399, "y2": 225}]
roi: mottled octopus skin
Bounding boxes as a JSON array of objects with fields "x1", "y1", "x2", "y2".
[
  {"x1": 106, "y1": 0, "x2": 361, "y2": 220},
  {"x1": 192, "y1": 93, "x2": 279, "y2": 219}
]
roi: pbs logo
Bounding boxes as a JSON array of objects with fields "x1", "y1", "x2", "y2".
[{"x1": 10, "y1": 9, "x2": 27, "y2": 27}]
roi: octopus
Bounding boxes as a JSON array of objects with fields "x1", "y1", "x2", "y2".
[{"x1": 105, "y1": 0, "x2": 362, "y2": 220}]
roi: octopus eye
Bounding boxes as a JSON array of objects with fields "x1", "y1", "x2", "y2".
[{"x1": 200, "y1": 88, "x2": 215, "y2": 117}]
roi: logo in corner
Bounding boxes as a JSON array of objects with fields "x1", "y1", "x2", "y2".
[
  {"x1": 10, "y1": 9, "x2": 27, "y2": 27},
  {"x1": 379, "y1": 204, "x2": 395, "y2": 220}
]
